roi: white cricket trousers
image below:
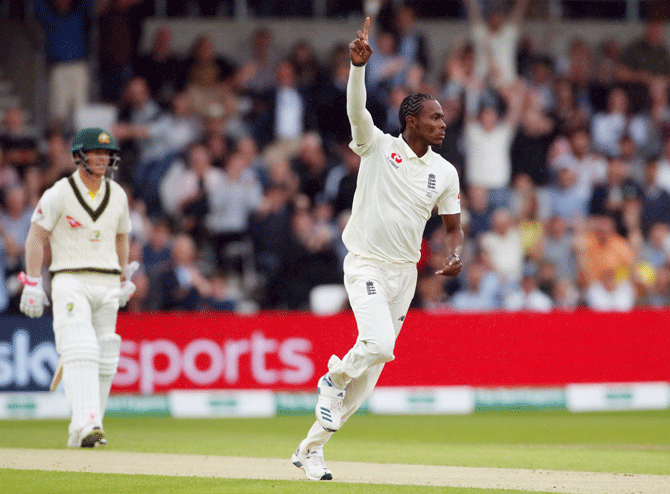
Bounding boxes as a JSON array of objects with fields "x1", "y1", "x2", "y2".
[
  {"x1": 51, "y1": 275, "x2": 119, "y2": 438},
  {"x1": 303, "y1": 252, "x2": 417, "y2": 450}
]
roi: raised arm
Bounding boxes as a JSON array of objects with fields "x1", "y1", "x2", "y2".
[
  {"x1": 509, "y1": 0, "x2": 530, "y2": 25},
  {"x1": 462, "y1": 0, "x2": 483, "y2": 25},
  {"x1": 347, "y1": 17, "x2": 375, "y2": 146}
]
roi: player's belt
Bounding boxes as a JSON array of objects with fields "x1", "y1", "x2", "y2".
[{"x1": 50, "y1": 268, "x2": 123, "y2": 276}]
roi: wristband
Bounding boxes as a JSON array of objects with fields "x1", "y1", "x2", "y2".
[
  {"x1": 447, "y1": 254, "x2": 461, "y2": 263},
  {"x1": 351, "y1": 61, "x2": 366, "y2": 67}
]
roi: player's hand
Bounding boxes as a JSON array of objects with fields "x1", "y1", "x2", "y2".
[
  {"x1": 435, "y1": 255, "x2": 462, "y2": 278},
  {"x1": 18, "y1": 272, "x2": 49, "y2": 318},
  {"x1": 118, "y1": 261, "x2": 140, "y2": 308},
  {"x1": 350, "y1": 17, "x2": 373, "y2": 66},
  {"x1": 118, "y1": 280, "x2": 136, "y2": 308}
]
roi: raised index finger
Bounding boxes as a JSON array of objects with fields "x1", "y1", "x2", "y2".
[{"x1": 363, "y1": 17, "x2": 370, "y2": 40}]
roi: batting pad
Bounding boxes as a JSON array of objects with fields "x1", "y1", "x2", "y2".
[
  {"x1": 98, "y1": 333, "x2": 121, "y2": 422},
  {"x1": 59, "y1": 323, "x2": 102, "y2": 435}
]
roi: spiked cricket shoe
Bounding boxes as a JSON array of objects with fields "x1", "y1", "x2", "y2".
[
  {"x1": 80, "y1": 426, "x2": 104, "y2": 448},
  {"x1": 292, "y1": 441, "x2": 333, "y2": 481},
  {"x1": 315, "y1": 374, "x2": 345, "y2": 432}
]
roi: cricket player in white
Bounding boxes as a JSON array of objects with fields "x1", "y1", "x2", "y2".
[
  {"x1": 292, "y1": 18, "x2": 464, "y2": 480},
  {"x1": 19, "y1": 127, "x2": 135, "y2": 448}
]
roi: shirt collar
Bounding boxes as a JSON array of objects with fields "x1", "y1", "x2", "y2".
[
  {"x1": 72, "y1": 170, "x2": 105, "y2": 198},
  {"x1": 397, "y1": 135, "x2": 433, "y2": 166}
]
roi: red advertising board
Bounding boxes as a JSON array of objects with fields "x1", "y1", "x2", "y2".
[{"x1": 113, "y1": 310, "x2": 670, "y2": 394}]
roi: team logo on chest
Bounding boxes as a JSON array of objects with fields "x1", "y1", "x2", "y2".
[
  {"x1": 387, "y1": 152, "x2": 402, "y2": 169},
  {"x1": 425, "y1": 173, "x2": 436, "y2": 198},
  {"x1": 66, "y1": 216, "x2": 83, "y2": 228}
]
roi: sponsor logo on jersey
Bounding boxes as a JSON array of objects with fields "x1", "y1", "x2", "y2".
[
  {"x1": 387, "y1": 153, "x2": 402, "y2": 169},
  {"x1": 89, "y1": 230, "x2": 101, "y2": 242},
  {"x1": 98, "y1": 132, "x2": 111, "y2": 144},
  {"x1": 36, "y1": 203, "x2": 43, "y2": 215},
  {"x1": 66, "y1": 216, "x2": 83, "y2": 228}
]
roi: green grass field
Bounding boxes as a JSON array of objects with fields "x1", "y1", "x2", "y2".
[{"x1": 1, "y1": 411, "x2": 669, "y2": 493}]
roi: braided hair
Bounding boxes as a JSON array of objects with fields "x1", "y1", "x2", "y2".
[{"x1": 398, "y1": 93, "x2": 437, "y2": 134}]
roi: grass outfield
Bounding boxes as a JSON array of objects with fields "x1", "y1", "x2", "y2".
[{"x1": 1, "y1": 411, "x2": 669, "y2": 493}]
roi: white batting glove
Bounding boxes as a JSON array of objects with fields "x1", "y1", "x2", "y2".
[
  {"x1": 118, "y1": 261, "x2": 140, "y2": 308},
  {"x1": 18, "y1": 272, "x2": 50, "y2": 318},
  {"x1": 118, "y1": 280, "x2": 136, "y2": 308}
]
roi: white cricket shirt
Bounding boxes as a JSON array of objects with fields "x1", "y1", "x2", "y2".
[
  {"x1": 31, "y1": 171, "x2": 132, "y2": 275},
  {"x1": 344, "y1": 129, "x2": 460, "y2": 264}
]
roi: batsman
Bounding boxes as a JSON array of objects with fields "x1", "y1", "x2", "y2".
[{"x1": 19, "y1": 127, "x2": 136, "y2": 447}]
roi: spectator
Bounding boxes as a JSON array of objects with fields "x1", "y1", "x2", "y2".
[
  {"x1": 465, "y1": 185, "x2": 494, "y2": 240},
  {"x1": 464, "y1": 82, "x2": 524, "y2": 208},
  {"x1": 40, "y1": 131, "x2": 75, "y2": 189},
  {"x1": 511, "y1": 87, "x2": 556, "y2": 186},
  {"x1": 575, "y1": 215, "x2": 634, "y2": 286},
  {"x1": 33, "y1": 0, "x2": 94, "y2": 125},
  {"x1": 450, "y1": 258, "x2": 501, "y2": 312},
  {"x1": 0, "y1": 231, "x2": 9, "y2": 313},
  {"x1": 291, "y1": 133, "x2": 334, "y2": 203},
  {"x1": 237, "y1": 27, "x2": 279, "y2": 93},
  {"x1": 206, "y1": 152, "x2": 263, "y2": 273},
  {"x1": 569, "y1": 127, "x2": 608, "y2": 197},
  {"x1": 133, "y1": 26, "x2": 180, "y2": 103},
  {"x1": 265, "y1": 202, "x2": 340, "y2": 309},
  {"x1": 589, "y1": 156, "x2": 643, "y2": 236},
  {"x1": 0, "y1": 107, "x2": 39, "y2": 171},
  {"x1": 395, "y1": 4, "x2": 430, "y2": 72},
  {"x1": 591, "y1": 87, "x2": 647, "y2": 157},
  {"x1": 147, "y1": 234, "x2": 212, "y2": 311},
  {"x1": 504, "y1": 262, "x2": 553, "y2": 312},
  {"x1": 640, "y1": 159, "x2": 670, "y2": 233},
  {"x1": 546, "y1": 157, "x2": 589, "y2": 223},
  {"x1": 98, "y1": 0, "x2": 150, "y2": 103},
  {"x1": 142, "y1": 217, "x2": 173, "y2": 276},
  {"x1": 640, "y1": 222, "x2": 670, "y2": 270},
  {"x1": 0, "y1": 146, "x2": 20, "y2": 194},
  {"x1": 552, "y1": 277, "x2": 579, "y2": 310},
  {"x1": 251, "y1": 60, "x2": 311, "y2": 153},
  {"x1": 584, "y1": 268, "x2": 635, "y2": 312},
  {"x1": 115, "y1": 92, "x2": 203, "y2": 215},
  {"x1": 541, "y1": 215, "x2": 577, "y2": 280},
  {"x1": 366, "y1": 30, "x2": 408, "y2": 100},
  {"x1": 616, "y1": 20, "x2": 670, "y2": 112},
  {"x1": 655, "y1": 138, "x2": 670, "y2": 193},
  {"x1": 248, "y1": 182, "x2": 293, "y2": 284},
  {"x1": 324, "y1": 143, "x2": 360, "y2": 217},
  {"x1": 203, "y1": 271, "x2": 239, "y2": 312},
  {"x1": 480, "y1": 208, "x2": 523, "y2": 284},
  {"x1": 463, "y1": 0, "x2": 529, "y2": 89},
  {"x1": 179, "y1": 35, "x2": 236, "y2": 116}
]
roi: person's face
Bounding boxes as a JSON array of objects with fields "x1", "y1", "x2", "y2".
[
  {"x1": 411, "y1": 99, "x2": 446, "y2": 147},
  {"x1": 571, "y1": 130, "x2": 590, "y2": 156},
  {"x1": 84, "y1": 149, "x2": 111, "y2": 177},
  {"x1": 480, "y1": 107, "x2": 498, "y2": 132},
  {"x1": 487, "y1": 11, "x2": 504, "y2": 31}
]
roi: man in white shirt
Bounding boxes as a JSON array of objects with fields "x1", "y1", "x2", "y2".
[
  {"x1": 292, "y1": 18, "x2": 463, "y2": 481},
  {"x1": 463, "y1": 0, "x2": 529, "y2": 88},
  {"x1": 18, "y1": 128, "x2": 135, "y2": 448}
]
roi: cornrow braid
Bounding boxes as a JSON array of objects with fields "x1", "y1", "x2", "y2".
[{"x1": 398, "y1": 93, "x2": 437, "y2": 134}]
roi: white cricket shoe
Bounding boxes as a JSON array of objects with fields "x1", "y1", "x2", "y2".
[
  {"x1": 292, "y1": 441, "x2": 333, "y2": 481},
  {"x1": 315, "y1": 374, "x2": 345, "y2": 432}
]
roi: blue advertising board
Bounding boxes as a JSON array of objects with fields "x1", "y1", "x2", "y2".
[{"x1": 0, "y1": 316, "x2": 58, "y2": 392}]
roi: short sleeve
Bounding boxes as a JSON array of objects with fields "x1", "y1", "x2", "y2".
[
  {"x1": 31, "y1": 185, "x2": 61, "y2": 232},
  {"x1": 117, "y1": 188, "x2": 132, "y2": 235},
  {"x1": 437, "y1": 167, "x2": 461, "y2": 215}
]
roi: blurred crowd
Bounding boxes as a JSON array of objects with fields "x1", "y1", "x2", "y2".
[{"x1": 1, "y1": 0, "x2": 670, "y2": 314}]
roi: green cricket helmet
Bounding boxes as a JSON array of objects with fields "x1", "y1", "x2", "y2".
[{"x1": 70, "y1": 127, "x2": 121, "y2": 174}]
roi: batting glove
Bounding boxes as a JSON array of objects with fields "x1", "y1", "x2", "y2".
[
  {"x1": 118, "y1": 280, "x2": 136, "y2": 308},
  {"x1": 18, "y1": 272, "x2": 50, "y2": 318}
]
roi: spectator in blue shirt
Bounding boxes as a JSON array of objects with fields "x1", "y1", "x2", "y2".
[{"x1": 33, "y1": 0, "x2": 94, "y2": 125}]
